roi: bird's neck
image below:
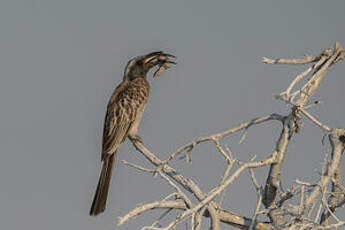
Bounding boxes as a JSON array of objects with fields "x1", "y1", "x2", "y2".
[{"x1": 128, "y1": 75, "x2": 147, "y2": 81}]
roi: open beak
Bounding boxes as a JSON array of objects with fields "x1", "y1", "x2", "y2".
[
  {"x1": 144, "y1": 51, "x2": 176, "y2": 64},
  {"x1": 143, "y1": 51, "x2": 176, "y2": 78}
]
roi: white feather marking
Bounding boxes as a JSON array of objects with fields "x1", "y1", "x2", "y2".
[{"x1": 124, "y1": 59, "x2": 136, "y2": 80}]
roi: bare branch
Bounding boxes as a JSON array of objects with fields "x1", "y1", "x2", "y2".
[
  {"x1": 295, "y1": 42, "x2": 345, "y2": 106},
  {"x1": 166, "y1": 114, "x2": 284, "y2": 162},
  {"x1": 194, "y1": 205, "x2": 207, "y2": 230},
  {"x1": 122, "y1": 160, "x2": 155, "y2": 173},
  {"x1": 157, "y1": 170, "x2": 193, "y2": 209},
  {"x1": 249, "y1": 188, "x2": 263, "y2": 230},
  {"x1": 249, "y1": 168, "x2": 260, "y2": 192},
  {"x1": 262, "y1": 47, "x2": 332, "y2": 65},
  {"x1": 320, "y1": 144, "x2": 345, "y2": 225},
  {"x1": 117, "y1": 43, "x2": 345, "y2": 230},
  {"x1": 279, "y1": 54, "x2": 329, "y2": 101},
  {"x1": 305, "y1": 129, "x2": 345, "y2": 213},
  {"x1": 128, "y1": 139, "x2": 221, "y2": 230},
  {"x1": 119, "y1": 199, "x2": 273, "y2": 230},
  {"x1": 118, "y1": 201, "x2": 182, "y2": 226},
  {"x1": 298, "y1": 108, "x2": 331, "y2": 132},
  {"x1": 162, "y1": 154, "x2": 277, "y2": 230},
  {"x1": 219, "y1": 145, "x2": 236, "y2": 206},
  {"x1": 263, "y1": 116, "x2": 291, "y2": 209}
]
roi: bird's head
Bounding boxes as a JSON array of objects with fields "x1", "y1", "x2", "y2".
[{"x1": 123, "y1": 51, "x2": 176, "y2": 80}]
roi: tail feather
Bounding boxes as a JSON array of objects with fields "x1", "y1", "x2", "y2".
[{"x1": 90, "y1": 153, "x2": 115, "y2": 216}]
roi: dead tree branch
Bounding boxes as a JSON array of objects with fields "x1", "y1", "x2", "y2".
[{"x1": 117, "y1": 43, "x2": 345, "y2": 230}]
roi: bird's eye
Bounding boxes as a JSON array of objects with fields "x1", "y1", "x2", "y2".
[{"x1": 137, "y1": 60, "x2": 143, "y2": 65}]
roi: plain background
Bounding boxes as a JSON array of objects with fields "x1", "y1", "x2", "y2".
[{"x1": 0, "y1": 0, "x2": 344, "y2": 229}]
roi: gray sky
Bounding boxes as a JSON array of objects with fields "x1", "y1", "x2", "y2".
[{"x1": 0, "y1": 0, "x2": 344, "y2": 229}]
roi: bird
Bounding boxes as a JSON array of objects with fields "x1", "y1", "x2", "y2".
[{"x1": 90, "y1": 51, "x2": 176, "y2": 216}]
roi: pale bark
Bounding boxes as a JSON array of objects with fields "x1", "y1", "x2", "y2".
[{"x1": 117, "y1": 43, "x2": 345, "y2": 230}]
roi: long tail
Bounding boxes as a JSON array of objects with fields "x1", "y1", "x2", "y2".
[{"x1": 90, "y1": 153, "x2": 115, "y2": 216}]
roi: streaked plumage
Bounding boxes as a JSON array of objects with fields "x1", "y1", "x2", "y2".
[{"x1": 90, "y1": 51, "x2": 175, "y2": 216}]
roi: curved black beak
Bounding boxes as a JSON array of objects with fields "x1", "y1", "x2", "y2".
[
  {"x1": 144, "y1": 51, "x2": 176, "y2": 64},
  {"x1": 143, "y1": 52, "x2": 176, "y2": 78}
]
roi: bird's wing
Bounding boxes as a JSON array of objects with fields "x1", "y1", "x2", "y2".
[{"x1": 102, "y1": 80, "x2": 133, "y2": 159}]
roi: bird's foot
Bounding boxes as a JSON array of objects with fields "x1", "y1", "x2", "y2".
[{"x1": 129, "y1": 135, "x2": 143, "y2": 144}]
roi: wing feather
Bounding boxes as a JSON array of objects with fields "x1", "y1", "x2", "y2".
[
  {"x1": 102, "y1": 80, "x2": 132, "y2": 159},
  {"x1": 101, "y1": 77, "x2": 150, "y2": 159}
]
